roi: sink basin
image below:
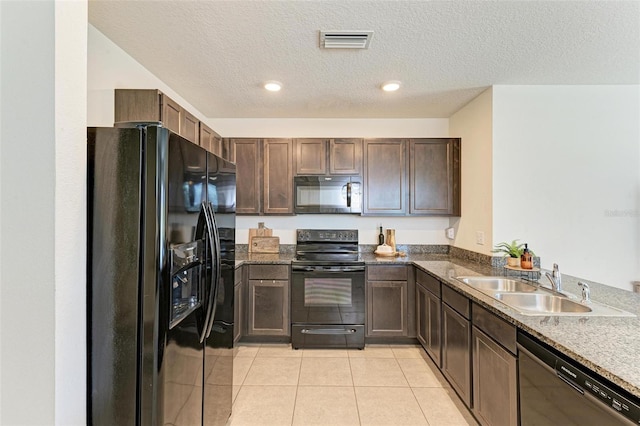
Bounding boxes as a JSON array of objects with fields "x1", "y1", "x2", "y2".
[
  {"x1": 493, "y1": 292, "x2": 592, "y2": 315},
  {"x1": 456, "y1": 276, "x2": 635, "y2": 317},
  {"x1": 457, "y1": 276, "x2": 538, "y2": 293}
]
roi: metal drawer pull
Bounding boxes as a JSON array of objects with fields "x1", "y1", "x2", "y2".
[{"x1": 301, "y1": 328, "x2": 357, "y2": 335}]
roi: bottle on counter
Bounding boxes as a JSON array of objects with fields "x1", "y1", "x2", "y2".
[
  {"x1": 520, "y1": 243, "x2": 533, "y2": 269},
  {"x1": 378, "y1": 226, "x2": 385, "y2": 245}
]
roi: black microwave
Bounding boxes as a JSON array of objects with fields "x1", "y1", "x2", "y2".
[{"x1": 294, "y1": 176, "x2": 362, "y2": 214}]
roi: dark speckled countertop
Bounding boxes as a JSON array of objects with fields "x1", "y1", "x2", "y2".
[{"x1": 235, "y1": 252, "x2": 640, "y2": 398}]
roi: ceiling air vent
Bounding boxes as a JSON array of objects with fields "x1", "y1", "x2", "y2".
[{"x1": 320, "y1": 31, "x2": 374, "y2": 49}]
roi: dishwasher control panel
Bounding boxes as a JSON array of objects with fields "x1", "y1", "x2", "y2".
[
  {"x1": 519, "y1": 332, "x2": 640, "y2": 425},
  {"x1": 556, "y1": 358, "x2": 640, "y2": 423}
]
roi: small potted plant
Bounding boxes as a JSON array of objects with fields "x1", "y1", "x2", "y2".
[{"x1": 492, "y1": 240, "x2": 525, "y2": 267}]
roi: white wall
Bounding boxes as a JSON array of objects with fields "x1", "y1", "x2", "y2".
[
  {"x1": 492, "y1": 85, "x2": 640, "y2": 290},
  {"x1": 1, "y1": 1, "x2": 87, "y2": 423},
  {"x1": 449, "y1": 88, "x2": 494, "y2": 255},
  {"x1": 55, "y1": 1, "x2": 87, "y2": 423},
  {"x1": 87, "y1": 29, "x2": 454, "y2": 246},
  {"x1": 88, "y1": 24, "x2": 212, "y2": 128},
  {"x1": 209, "y1": 118, "x2": 448, "y2": 138},
  {"x1": 237, "y1": 215, "x2": 450, "y2": 246}
]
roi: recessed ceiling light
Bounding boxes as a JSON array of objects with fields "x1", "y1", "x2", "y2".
[
  {"x1": 264, "y1": 81, "x2": 282, "y2": 92},
  {"x1": 381, "y1": 81, "x2": 401, "y2": 92}
]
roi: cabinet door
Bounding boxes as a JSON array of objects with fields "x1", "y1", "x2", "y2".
[
  {"x1": 363, "y1": 139, "x2": 407, "y2": 215},
  {"x1": 199, "y1": 124, "x2": 222, "y2": 156},
  {"x1": 417, "y1": 284, "x2": 442, "y2": 367},
  {"x1": 114, "y1": 89, "x2": 162, "y2": 123},
  {"x1": 247, "y1": 279, "x2": 289, "y2": 336},
  {"x1": 367, "y1": 281, "x2": 408, "y2": 337},
  {"x1": 409, "y1": 139, "x2": 461, "y2": 216},
  {"x1": 221, "y1": 139, "x2": 235, "y2": 162},
  {"x1": 263, "y1": 139, "x2": 293, "y2": 214},
  {"x1": 234, "y1": 284, "x2": 242, "y2": 344},
  {"x1": 472, "y1": 327, "x2": 517, "y2": 426},
  {"x1": 181, "y1": 110, "x2": 200, "y2": 144},
  {"x1": 442, "y1": 302, "x2": 472, "y2": 407},
  {"x1": 233, "y1": 139, "x2": 261, "y2": 214},
  {"x1": 330, "y1": 139, "x2": 362, "y2": 175},
  {"x1": 161, "y1": 94, "x2": 182, "y2": 135},
  {"x1": 295, "y1": 138, "x2": 326, "y2": 175}
]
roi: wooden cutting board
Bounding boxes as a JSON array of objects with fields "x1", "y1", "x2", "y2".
[
  {"x1": 248, "y1": 226, "x2": 273, "y2": 252},
  {"x1": 250, "y1": 236, "x2": 280, "y2": 254}
]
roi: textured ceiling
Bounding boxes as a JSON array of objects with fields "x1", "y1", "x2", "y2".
[{"x1": 88, "y1": 1, "x2": 640, "y2": 119}]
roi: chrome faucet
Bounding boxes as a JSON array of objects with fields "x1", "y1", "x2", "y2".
[
  {"x1": 545, "y1": 263, "x2": 562, "y2": 293},
  {"x1": 578, "y1": 282, "x2": 591, "y2": 304}
]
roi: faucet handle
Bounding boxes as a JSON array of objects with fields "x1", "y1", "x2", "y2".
[{"x1": 578, "y1": 281, "x2": 591, "y2": 304}]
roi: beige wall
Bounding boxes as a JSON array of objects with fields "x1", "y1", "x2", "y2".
[{"x1": 448, "y1": 88, "x2": 494, "y2": 256}]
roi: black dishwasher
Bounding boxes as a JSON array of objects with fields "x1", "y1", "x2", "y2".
[{"x1": 518, "y1": 331, "x2": 640, "y2": 425}]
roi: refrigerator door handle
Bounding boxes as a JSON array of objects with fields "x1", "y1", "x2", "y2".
[
  {"x1": 199, "y1": 202, "x2": 217, "y2": 343},
  {"x1": 204, "y1": 202, "x2": 221, "y2": 338}
]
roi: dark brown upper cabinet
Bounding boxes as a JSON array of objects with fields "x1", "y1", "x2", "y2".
[
  {"x1": 363, "y1": 139, "x2": 407, "y2": 215},
  {"x1": 294, "y1": 138, "x2": 362, "y2": 176},
  {"x1": 330, "y1": 139, "x2": 362, "y2": 175},
  {"x1": 263, "y1": 139, "x2": 294, "y2": 215},
  {"x1": 181, "y1": 110, "x2": 200, "y2": 145},
  {"x1": 409, "y1": 138, "x2": 461, "y2": 216},
  {"x1": 199, "y1": 122, "x2": 222, "y2": 156},
  {"x1": 114, "y1": 89, "x2": 200, "y2": 145},
  {"x1": 295, "y1": 138, "x2": 327, "y2": 175},
  {"x1": 233, "y1": 139, "x2": 261, "y2": 215}
]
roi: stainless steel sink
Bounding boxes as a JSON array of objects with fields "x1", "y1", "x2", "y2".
[
  {"x1": 456, "y1": 276, "x2": 538, "y2": 292},
  {"x1": 493, "y1": 292, "x2": 592, "y2": 314},
  {"x1": 456, "y1": 276, "x2": 635, "y2": 317}
]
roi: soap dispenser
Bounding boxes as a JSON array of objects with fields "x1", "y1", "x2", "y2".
[{"x1": 520, "y1": 243, "x2": 533, "y2": 269}]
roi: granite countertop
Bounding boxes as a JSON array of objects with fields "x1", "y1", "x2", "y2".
[
  {"x1": 234, "y1": 251, "x2": 640, "y2": 398},
  {"x1": 412, "y1": 260, "x2": 640, "y2": 399}
]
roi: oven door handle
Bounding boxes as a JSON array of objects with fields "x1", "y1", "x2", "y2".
[
  {"x1": 292, "y1": 266, "x2": 365, "y2": 273},
  {"x1": 301, "y1": 328, "x2": 358, "y2": 335}
]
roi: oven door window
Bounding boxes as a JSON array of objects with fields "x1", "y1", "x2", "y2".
[{"x1": 304, "y1": 277, "x2": 352, "y2": 307}]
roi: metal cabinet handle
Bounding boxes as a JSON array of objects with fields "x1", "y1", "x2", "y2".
[{"x1": 301, "y1": 328, "x2": 357, "y2": 335}]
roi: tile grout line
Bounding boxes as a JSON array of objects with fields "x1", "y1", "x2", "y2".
[
  {"x1": 347, "y1": 353, "x2": 363, "y2": 426},
  {"x1": 291, "y1": 348, "x2": 303, "y2": 426}
]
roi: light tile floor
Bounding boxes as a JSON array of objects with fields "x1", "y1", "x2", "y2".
[{"x1": 227, "y1": 344, "x2": 478, "y2": 426}]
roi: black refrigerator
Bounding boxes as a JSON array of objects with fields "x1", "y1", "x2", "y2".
[{"x1": 87, "y1": 124, "x2": 235, "y2": 425}]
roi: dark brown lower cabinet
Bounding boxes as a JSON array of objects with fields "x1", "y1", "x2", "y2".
[
  {"x1": 246, "y1": 265, "x2": 290, "y2": 336},
  {"x1": 472, "y1": 327, "x2": 517, "y2": 425},
  {"x1": 442, "y1": 302, "x2": 472, "y2": 407},
  {"x1": 416, "y1": 283, "x2": 441, "y2": 367},
  {"x1": 367, "y1": 281, "x2": 408, "y2": 336},
  {"x1": 233, "y1": 279, "x2": 242, "y2": 344},
  {"x1": 366, "y1": 265, "x2": 410, "y2": 337}
]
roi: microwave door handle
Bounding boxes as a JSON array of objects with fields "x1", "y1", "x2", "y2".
[{"x1": 346, "y1": 182, "x2": 351, "y2": 207}]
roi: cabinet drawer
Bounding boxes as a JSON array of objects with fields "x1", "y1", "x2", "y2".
[
  {"x1": 367, "y1": 265, "x2": 407, "y2": 281},
  {"x1": 249, "y1": 264, "x2": 289, "y2": 280},
  {"x1": 472, "y1": 303, "x2": 516, "y2": 354},
  {"x1": 442, "y1": 285, "x2": 470, "y2": 319},
  {"x1": 416, "y1": 268, "x2": 440, "y2": 297}
]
